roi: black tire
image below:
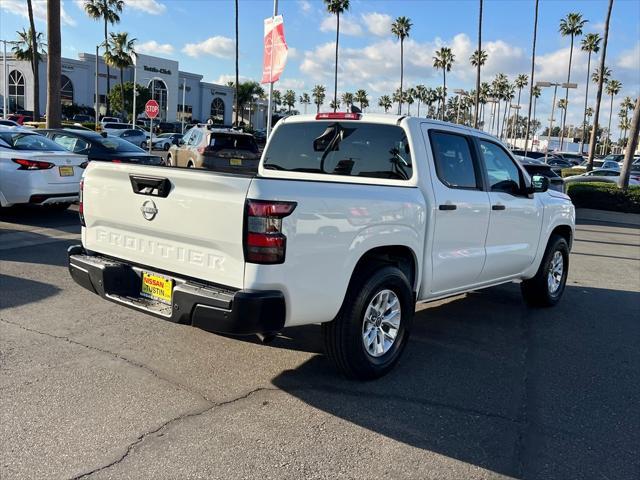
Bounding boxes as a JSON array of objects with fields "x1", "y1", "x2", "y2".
[
  {"x1": 521, "y1": 234, "x2": 569, "y2": 307},
  {"x1": 322, "y1": 265, "x2": 414, "y2": 380}
]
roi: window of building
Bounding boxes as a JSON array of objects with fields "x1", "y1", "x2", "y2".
[
  {"x1": 61, "y1": 75, "x2": 74, "y2": 105},
  {"x1": 177, "y1": 104, "x2": 193, "y2": 114},
  {"x1": 149, "y1": 79, "x2": 168, "y2": 121},
  {"x1": 210, "y1": 98, "x2": 225, "y2": 123},
  {"x1": 8, "y1": 70, "x2": 25, "y2": 112}
]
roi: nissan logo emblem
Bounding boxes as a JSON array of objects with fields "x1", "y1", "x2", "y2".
[{"x1": 141, "y1": 200, "x2": 158, "y2": 221}]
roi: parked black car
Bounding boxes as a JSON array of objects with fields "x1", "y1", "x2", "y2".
[
  {"x1": 39, "y1": 129, "x2": 164, "y2": 165},
  {"x1": 514, "y1": 156, "x2": 565, "y2": 192}
]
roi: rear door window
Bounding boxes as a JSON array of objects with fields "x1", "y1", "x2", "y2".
[
  {"x1": 429, "y1": 131, "x2": 480, "y2": 189},
  {"x1": 263, "y1": 122, "x2": 412, "y2": 180},
  {"x1": 210, "y1": 133, "x2": 258, "y2": 153},
  {"x1": 53, "y1": 134, "x2": 90, "y2": 153}
]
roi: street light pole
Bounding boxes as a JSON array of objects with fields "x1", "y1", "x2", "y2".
[
  {"x1": 181, "y1": 77, "x2": 186, "y2": 134},
  {"x1": 95, "y1": 45, "x2": 99, "y2": 130},
  {"x1": 546, "y1": 83, "x2": 559, "y2": 162},
  {"x1": 131, "y1": 63, "x2": 137, "y2": 128},
  {"x1": 2, "y1": 40, "x2": 8, "y2": 119}
]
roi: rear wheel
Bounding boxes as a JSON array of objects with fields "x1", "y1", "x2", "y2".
[
  {"x1": 322, "y1": 265, "x2": 414, "y2": 380},
  {"x1": 521, "y1": 234, "x2": 569, "y2": 307}
]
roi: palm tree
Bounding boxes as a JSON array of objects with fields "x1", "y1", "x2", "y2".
[
  {"x1": 619, "y1": 97, "x2": 640, "y2": 189},
  {"x1": 531, "y1": 85, "x2": 541, "y2": 131},
  {"x1": 341, "y1": 92, "x2": 354, "y2": 111},
  {"x1": 103, "y1": 32, "x2": 136, "y2": 116},
  {"x1": 378, "y1": 95, "x2": 392, "y2": 113},
  {"x1": 619, "y1": 96, "x2": 635, "y2": 144},
  {"x1": 312, "y1": 85, "x2": 326, "y2": 113},
  {"x1": 558, "y1": 12, "x2": 587, "y2": 149},
  {"x1": 591, "y1": 65, "x2": 611, "y2": 85},
  {"x1": 283, "y1": 89, "x2": 296, "y2": 113},
  {"x1": 12, "y1": 27, "x2": 46, "y2": 119},
  {"x1": 479, "y1": 81, "x2": 491, "y2": 126},
  {"x1": 329, "y1": 99, "x2": 340, "y2": 111},
  {"x1": 473, "y1": 0, "x2": 484, "y2": 128},
  {"x1": 491, "y1": 73, "x2": 507, "y2": 135},
  {"x1": 405, "y1": 88, "x2": 415, "y2": 115},
  {"x1": 414, "y1": 84, "x2": 426, "y2": 117},
  {"x1": 391, "y1": 16, "x2": 412, "y2": 114},
  {"x1": 299, "y1": 93, "x2": 311, "y2": 114},
  {"x1": 618, "y1": 115, "x2": 631, "y2": 145},
  {"x1": 324, "y1": 0, "x2": 350, "y2": 112},
  {"x1": 392, "y1": 87, "x2": 404, "y2": 113},
  {"x1": 523, "y1": 0, "x2": 539, "y2": 154},
  {"x1": 46, "y1": 0, "x2": 61, "y2": 128},
  {"x1": 605, "y1": 79, "x2": 622, "y2": 150},
  {"x1": 83, "y1": 0, "x2": 124, "y2": 115},
  {"x1": 511, "y1": 74, "x2": 528, "y2": 140},
  {"x1": 354, "y1": 89, "x2": 369, "y2": 111},
  {"x1": 433, "y1": 47, "x2": 455, "y2": 121},
  {"x1": 578, "y1": 32, "x2": 601, "y2": 153},
  {"x1": 272, "y1": 89, "x2": 282, "y2": 113},
  {"x1": 587, "y1": 0, "x2": 614, "y2": 171},
  {"x1": 501, "y1": 81, "x2": 515, "y2": 140},
  {"x1": 27, "y1": 0, "x2": 40, "y2": 120}
]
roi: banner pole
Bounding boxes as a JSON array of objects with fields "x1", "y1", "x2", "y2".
[{"x1": 266, "y1": 0, "x2": 278, "y2": 140}]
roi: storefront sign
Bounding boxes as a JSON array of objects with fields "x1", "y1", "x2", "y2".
[{"x1": 144, "y1": 65, "x2": 172, "y2": 75}]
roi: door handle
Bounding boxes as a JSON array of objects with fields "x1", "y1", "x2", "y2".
[
  {"x1": 439, "y1": 204, "x2": 457, "y2": 211},
  {"x1": 492, "y1": 204, "x2": 506, "y2": 211},
  {"x1": 129, "y1": 175, "x2": 171, "y2": 197}
]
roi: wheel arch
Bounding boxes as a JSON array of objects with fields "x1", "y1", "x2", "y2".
[
  {"x1": 351, "y1": 245, "x2": 419, "y2": 297},
  {"x1": 550, "y1": 224, "x2": 573, "y2": 250}
]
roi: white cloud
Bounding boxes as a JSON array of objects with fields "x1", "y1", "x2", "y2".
[
  {"x1": 288, "y1": 47, "x2": 299, "y2": 59},
  {"x1": 2, "y1": 0, "x2": 76, "y2": 27},
  {"x1": 298, "y1": 0, "x2": 312, "y2": 14},
  {"x1": 137, "y1": 40, "x2": 174, "y2": 56},
  {"x1": 216, "y1": 74, "x2": 252, "y2": 85},
  {"x1": 126, "y1": 0, "x2": 166, "y2": 15},
  {"x1": 361, "y1": 12, "x2": 392, "y2": 37},
  {"x1": 182, "y1": 36, "x2": 235, "y2": 59},
  {"x1": 278, "y1": 78, "x2": 306, "y2": 90},
  {"x1": 319, "y1": 15, "x2": 363, "y2": 36},
  {"x1": 616, "y1": 43, "x2": 640, "y2": 71}
]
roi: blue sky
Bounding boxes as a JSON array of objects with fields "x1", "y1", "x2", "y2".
[{"x1": 1, "y1": 0, "x2": 639, "y2": 134}]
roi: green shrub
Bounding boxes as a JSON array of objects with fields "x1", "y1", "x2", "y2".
[
  {"x1": 566, "y1": 182, "x2": 640, "y2": 214},
  {"x1": 561, "y1": 167, "x2": 585, "y2": 177}
]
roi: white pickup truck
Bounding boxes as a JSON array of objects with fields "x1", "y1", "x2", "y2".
[{"x1": 69, "y1": 113, "x2": 575, "y2": 379}]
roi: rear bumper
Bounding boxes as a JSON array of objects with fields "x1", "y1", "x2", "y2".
[{"x1": 67, "y1": 245, "x2": 285, "y2": 335}]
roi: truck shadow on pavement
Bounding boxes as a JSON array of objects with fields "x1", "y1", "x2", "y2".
[
  {"x1": 0, "y1": 274, "x2": 62, "y2": 309},
  {"x1": 270, "y1": 283, "x2": 640, "y2": 479}
]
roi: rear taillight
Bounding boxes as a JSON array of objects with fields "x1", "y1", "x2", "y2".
[
  {"x1": 12, "y1": 158, "x2": 54, "y2": 170},
  {"x1": 79, "y1": 179, "x2": 85, "y2": 226},
  {"x1": 111, "y1": 159, "x2": 122, "y2": 163},
  {"x1": 315, "y1": 112, "x2": 361, "y2": 120},
  {"x1": 244, "y1": 199, "x2": 296, "y2": 264},
  {"x1": 197, "y1": 146, "x2": 206, "y2": 155}
]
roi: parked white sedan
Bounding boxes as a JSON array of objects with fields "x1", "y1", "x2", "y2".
[
  {"x1": 563, "y1": 168, "x2": 640, "y2": 187},
  {"x1": 0, "y1": 127, "x2": 87, "y2": 209}
]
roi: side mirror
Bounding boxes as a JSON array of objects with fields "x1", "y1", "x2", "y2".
[{"x1": 529, "y1": 175, "x2": 549, "y2": 194}]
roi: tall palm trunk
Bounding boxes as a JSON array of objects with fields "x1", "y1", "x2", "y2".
[
  {"x1": 511, "y1": 88, "x2": 522, "y2": 140},
  {"x1": 442, "y1": 70, "x2": 446, "y2": 120},
  {"x1": 398, "y1": 39, "x2": 404, "y2": 115},
  {"x1": 579, "y1": 51, "x2": 593, "y2": 154},
  {"x1": 46, "y1": 0, "x2": 61, "y2": 128},
  {"x1": 559, "y1": 34, "x2": 575, "y2": 150},
  {"x1": 104, "y1": 18, "x2": 110, "y2": 115},
  {"x1": 120, "y1": 68, "x2": 124, "y2": 116},
  {"x1": 618, "y1": 97, "x2": 640, "y2": 189},
  {"x1": 524, "y1": 0, "x2": 539, "y2": 155},
  {"x1": 474, "y1": 0, "x2": 483, "y2": 128},
  {"x1": 607, "y1": 93, "x2": 614, "y2": 150},
  {"x1": 587, "y1": 0, "x2": 613, "y2": 171},
  {"x1": 496, "y1": 101, "x2": 502, "y2": 136},
  {"x1": 417, "y1": 99, "x2": 421, "y2": 117},
  {"x1": 26, "y1": 0, "x2": 40, "y2": 120},
  {"x1": 333, "y1": 12, "x2": 340, "y2": 112},
  {"x1": 533, "y1": 96, "x2": 537, "y2": 131},
  {"x1": 234, "y1": 0, "x2": 239, "y2": 125}
]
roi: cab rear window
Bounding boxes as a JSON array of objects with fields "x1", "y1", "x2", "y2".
[{"x1": 263, "y1": 122, "x2": 412, "y2": 180}]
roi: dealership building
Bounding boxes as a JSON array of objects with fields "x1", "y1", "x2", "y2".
[{"x1": 0, "y1": 51, "x2": 250, "y2": 125}]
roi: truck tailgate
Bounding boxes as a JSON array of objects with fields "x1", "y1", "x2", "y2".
[{"x1": 82, "y1": 162, "x2": 252, "y2": 289}]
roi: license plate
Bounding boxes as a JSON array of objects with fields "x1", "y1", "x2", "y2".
[
  {"x1": 58, "y1": 166, "x2": 74, "y2": 176},
  {"x1": 229, "y1": 158, "x2": 242, "y2": 166},
  {"x1": 140, "y1": 272, "x2": 173, "y2": 304}
]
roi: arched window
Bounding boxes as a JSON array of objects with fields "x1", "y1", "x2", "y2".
[
  {"x1": 61, "y1": 75, "x2": 74, "y2": 105},
  {"x1": 8, "y1": 70, "x2": 25, "y2": 112},
  {"x1": 210, "y1": 97, "x2": 225, "y2": 123}
]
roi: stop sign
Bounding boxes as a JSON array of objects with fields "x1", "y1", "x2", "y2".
[{"x1": 145, "y1": 99, "x2": 160, "y2": 119}]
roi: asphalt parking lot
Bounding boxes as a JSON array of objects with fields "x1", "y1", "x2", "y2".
[{"x1": 1, "y1": 206, "x2": 639, "y2": 479}]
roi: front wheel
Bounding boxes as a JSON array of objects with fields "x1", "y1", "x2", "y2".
[
  {"x1": 322, "y1": 265, "x2": 414, "y2": 380},
  {"x1": 521, "y1": 234, "x2": 569, "y2": 307}
]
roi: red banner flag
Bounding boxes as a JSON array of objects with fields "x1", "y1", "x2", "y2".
[{"x1": 261, "y1": 15, "x2": 288, "y2": 84}]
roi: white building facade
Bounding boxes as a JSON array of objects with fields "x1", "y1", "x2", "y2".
[{"x1": 0, "y1": 51, "x2": 234, "y2": 124}]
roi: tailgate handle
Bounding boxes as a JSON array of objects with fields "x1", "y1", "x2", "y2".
[{"x1": 129, "y1": 175, "x2": 171, "y2": 198}]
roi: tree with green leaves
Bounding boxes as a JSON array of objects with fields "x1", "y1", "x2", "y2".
[
  {"x1": 12, "y1": 27, "x2": 46, "y2": 118},
  {"x1": 283, "y1": 89, "x2": 296, "y2": 113},
  {"x1": 414, "y1": 84, "x2": 426, "y2": 117},
  {"x1": 272, "y1": 89, "x2": 282, "y2": 113},
  {"x1": 378, "y1": 95, "x2": 392, "y2": 113},
  {"x1": 103, "y1": 32, "x2": 136, "y2": 115},
  {"x1": 618, "y1": 96, "x2": 640, "y2": 189},
  {"x1": 619, "y1": 95, "x2": 635, "y2": 144},
  {"x1": 312, "y1": 85, "x2": 326, "y2": 113},
  {"x1": 354, "y1": 89, "x2": 369, "y2": 111},
  {"x1": 329, "y1": 99, "x2": 339, "y2": 110},
  {"x1": 531, "y1": 85, "x2": 541, "y2": 132},
  {"x1": 108, "y1": 82, "x2": 150, "y2": 120},
  {"x1": 341, "y1": 92, "x2": 354, "y2": 111},
  {"x1": 510, "y1": 74, "x2": 528, "y2": 140},
  {"x1": 433, "y1": 46, "x2": 455, "y2": 120},
  {"x1": 391, "y1": 16, "x2": 412, "y2": 115},
  {"x1": 299, "y1": 93, "x2": 311, "y2": 114},
  {"x1": 324, "y1": 0, "x2": 350, "y2": 112},
  {"x1": 587, "y1": 0, "x2": 613, "y2": 170},
  {"x1": 405, "y1": 88, "x2": 415, "y2": 115},
  {"x1": 605, "y1": 79, "x2": 622, "y2": 150},
  {"x1": 579, "y1": 32, "x2": 601, "y2": 153},
  {"x1": 591, "y1": 65, "x2": 611, "y2": 85},
  {"x1": 558, "y1": 12, "x2": 587, "y2": 149},
  {"x1": 83, "y1": 0, "x2": 124, "y2": 115}
]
